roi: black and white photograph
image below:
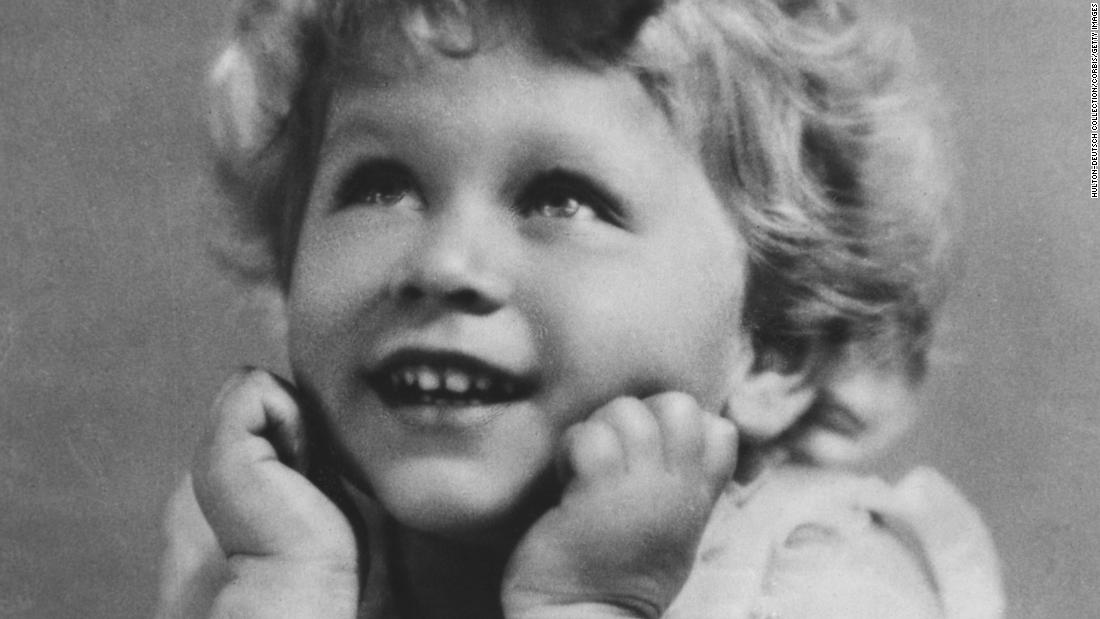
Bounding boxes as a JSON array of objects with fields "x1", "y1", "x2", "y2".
[{"x1": 1, "y1": 1, "x2": 1094, "y2": 617}]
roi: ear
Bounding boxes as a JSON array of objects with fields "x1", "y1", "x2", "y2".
[{"x1": 723, "y1": 350, "x2": 817, "y2": 442}]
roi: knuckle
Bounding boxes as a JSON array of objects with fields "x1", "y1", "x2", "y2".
[
  {"x1": 650, "y1": 394, "x2": 705, "y2": 439},
  {"x1": 613, "y1": 401, "x2": 658, "y2": 430},
  {"x1": 214, "y1": 369, "x2": 263, "y2": 406},
  {"x1": 707, "y1": 424, "x2": 738, "y2": 464},
  {"x1": 712, "y1": 416, "x2": 738, "y2": 440},
  {"x1": 211, "y1": 368, "x2": 286, "y2": 420},
  {"x1": 562, "y1": 422, "x2": 586, "y2": 449},
  {"x1": 235, "y1": 366, "x2": 276, "y2": 391},
  {"x1": 603, "y1": 395, "x2": 644, "y2": 413},
  {"x1": 594, "y1": 396, "x2": 645, "y2": 423},
  {"x1": 570, "y1": 420, "x2": 619, "y2": 460},
  {"x1": 648, "y1": 391, "x2": 699, "y2": 415},
  {"x1": 595, "y1": 398, "x2": 662, "y2": 447},
  {"x1": 584, "y1": 418, "x2": 619, "y2": 444}
]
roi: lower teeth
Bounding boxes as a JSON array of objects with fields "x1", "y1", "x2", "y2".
[{"x1": 413, "y1": 393, "x2": 486, "y2": 406}]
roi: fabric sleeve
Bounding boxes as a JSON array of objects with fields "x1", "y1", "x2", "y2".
[
  {"x1": 754, "y1": 501, "x2": 941, "y2": 617},
  {"x1": 860, "y1": 467, "x2": 1005, "y2": 619},
  {"x1": 753, "y1": 467, "x2": 1004, "y2": 619}
]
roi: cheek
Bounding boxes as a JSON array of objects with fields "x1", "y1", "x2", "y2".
[
  {"x1": 284, "y1": 225, "x2": 397, "y2": 375},
  {"x1": 536, "y1": 246, "x2": 749, "y2": 410},
  {"x1": 284, "y1": 236, "x2": 374, "y2": 425},
  {"x1": 285, "y1": 274, "x2": 341, "y2": 390},
  {"x1": 286, "y1": 233, "x2": 341, "y2": 345}
]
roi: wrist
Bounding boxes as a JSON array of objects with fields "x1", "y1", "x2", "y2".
[{"x1": 211, "y1": 555, "x2": 359, "y2": 618}]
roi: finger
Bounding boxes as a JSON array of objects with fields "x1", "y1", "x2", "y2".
[
  {"x1": 701, "y1": 414, "x2": 738, "y2": 484},
  {"x1": 194, "y1": 370, "x2": 302, "y2": 521},
  {"x1": 561, "y1": 419, "x2": 625, "y2": 485},
  {"x1": 645, "y1": 392, "x2": 705, "y2": 470},
  {"x1": 589, "y1": 397, "x2": 661, "y2": 470},
  {"x1": 210, "y1": 368, "x2": 307, "y2": 472}
]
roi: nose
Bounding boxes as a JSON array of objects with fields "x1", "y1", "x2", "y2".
[{"x1": 393, "y1": 203, "x2": 511, "y2": 315}]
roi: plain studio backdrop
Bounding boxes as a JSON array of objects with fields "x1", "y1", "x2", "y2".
[{"x1": 1, "y1": 1, "x2": 1096, "y2": 617}]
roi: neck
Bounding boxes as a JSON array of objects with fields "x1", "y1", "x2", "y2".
[
  {"x1": 355, "y1": 470, "x2": 560, "y2": 617},
  {"x1": 388, "y1": 521, "x2": 516, "y2": 619}
]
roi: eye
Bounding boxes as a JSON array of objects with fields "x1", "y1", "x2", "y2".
[
  {"x1": 531, "y1": 191, "x2": 596, "y2": 221},
  {"x1": 518, "y1": 170, "x2": 619, "y2": 224},
  {"x1": 334, "y1": 160, "x2": 422, "y2": 210}
]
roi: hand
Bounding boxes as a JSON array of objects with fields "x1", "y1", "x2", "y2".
[
  {"x1": 191, "y1": 369, "x2": 360, "y2": 618},
  {"x1": 502, "y1": 393, "x2": 737, "y2": 619}
]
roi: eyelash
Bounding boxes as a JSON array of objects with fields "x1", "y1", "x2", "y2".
[
  {"x1": 333, "y1": 162, "x2": 621, "y2": 226},
  {"x1": 517, "y1": 170, "x2": 621, "y2": 225},
  {"x1": 334, "y1": 161, "x2": 421, "y2": 210}
]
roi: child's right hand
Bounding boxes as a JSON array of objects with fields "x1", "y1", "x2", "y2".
[
  {"x1": 502, "y1": 392, "x2": 737, "y2": 619},
  {"x1": 190, "y1": 369, "x2": 360, "y2": 618}
]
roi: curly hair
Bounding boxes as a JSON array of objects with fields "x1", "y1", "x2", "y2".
[{"x1": 207, "y1": 0, "x2": 952, "y2": 462}]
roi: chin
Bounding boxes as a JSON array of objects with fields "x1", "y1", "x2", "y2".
[{"x1": 372, "y1": 459, "x2": 559, "y2": 544}]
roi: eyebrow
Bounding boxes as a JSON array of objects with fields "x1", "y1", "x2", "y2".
[
  {"x1": 318, "y1": 115, "x2": 394, "y2": 161},
  {"x1": 317, "y1": 88, "x2": 665, "y2": 210}
]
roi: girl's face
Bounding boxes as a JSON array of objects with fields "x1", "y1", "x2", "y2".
[{"x1": 287, "y1": 40, "x2": 754, "y2": 539}]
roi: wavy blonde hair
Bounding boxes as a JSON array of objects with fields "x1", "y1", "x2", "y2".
[{"x1": 208, "y1": 0, "x2": 952, "y2": 463}]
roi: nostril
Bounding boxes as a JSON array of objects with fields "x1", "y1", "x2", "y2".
[
  {"x1": 397, "y1": 283, "x2": 426, "y2": 303},
  {"x1": 395, "y1": 280, "x2": 500, "y2": 315},
  {"x1": 445, "y1": 287, "x2": 498, "y2": 315}
]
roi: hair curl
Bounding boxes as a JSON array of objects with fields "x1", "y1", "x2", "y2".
[{"x1": 207, "y1": 0, "x2": 952, "y2": 463}]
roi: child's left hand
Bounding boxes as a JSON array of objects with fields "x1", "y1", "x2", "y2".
[{"x1": 502, "y1": 392, "x2": 737, "y2": 619}]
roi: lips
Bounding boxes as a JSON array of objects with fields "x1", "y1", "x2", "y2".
[{"x1": 366, "y1": 349, "x2": 537, "y2": 408}]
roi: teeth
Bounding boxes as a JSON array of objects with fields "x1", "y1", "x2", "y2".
[
  {"x1": 444, "y1": 369, "x2": 470, "y2": 394},
  {"x1": 384, "y1": 364, "x2": 523, "y2": 403},
  {"x1": 416, "y1": 366, "x2": 440, "y2": 391}
]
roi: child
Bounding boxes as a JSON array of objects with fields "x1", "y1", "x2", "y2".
[{"x1": 157, "y1": 0, "x2": 1004, "y2": 616}]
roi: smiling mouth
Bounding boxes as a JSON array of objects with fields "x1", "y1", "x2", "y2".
[{"x1": 366, "y1": 350, "x2": 537, "y2": 408}]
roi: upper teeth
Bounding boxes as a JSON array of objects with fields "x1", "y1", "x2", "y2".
[
  {"x1": 444, "y1": 370, "x2": 470, "y2": 393},
  {"x1": 390, "y1": 366, "x2": 511, "y2": 397}
]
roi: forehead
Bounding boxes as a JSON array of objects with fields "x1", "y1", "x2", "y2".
[
  {"x1": 308, "y1": 40, "x2": 740, "y2": 243},
  {"x1": 320, "y1": 42, "x2": 694, "y2": 175}
]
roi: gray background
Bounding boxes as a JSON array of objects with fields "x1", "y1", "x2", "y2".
[{"x1": 1, "y1": 1, "x2": 1096, "y2": 617}]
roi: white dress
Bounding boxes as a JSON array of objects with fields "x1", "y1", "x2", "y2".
[{"x1": 155, "y1": 464, "x2": 1003, "y2": 618}]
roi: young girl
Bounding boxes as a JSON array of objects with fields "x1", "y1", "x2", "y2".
[{"x1": 157, "y1": 0, "x2": 1004, "y2": 616}]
